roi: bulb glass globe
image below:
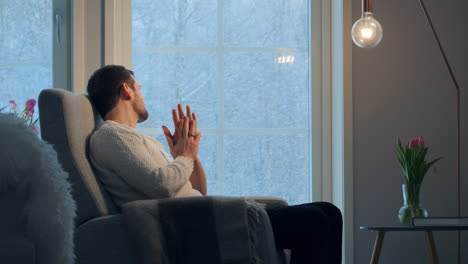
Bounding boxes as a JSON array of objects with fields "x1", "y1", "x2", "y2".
[{"x1": 352, "y1": 12, "x2": 383, "y2": 48}]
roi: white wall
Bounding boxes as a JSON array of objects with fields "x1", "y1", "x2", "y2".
[{"x1": 352, "y1": 0, "x2": 468, "y2": 263}]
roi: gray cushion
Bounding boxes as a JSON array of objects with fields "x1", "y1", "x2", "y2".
[{"x1": 39, "y1": 89, "x2": 118, "y2": 225}]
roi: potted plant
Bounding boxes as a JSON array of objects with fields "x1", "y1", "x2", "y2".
[
  {"x1": 0, "y1": 99, "x2": 40, "y2": 134},
  {"x1": 396, "y1": 136, "x2": 442, "y2": 226}
]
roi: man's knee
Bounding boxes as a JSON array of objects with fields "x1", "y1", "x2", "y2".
[{"x1": 313, "y1": 202, "x2": 342, "y2": 224}]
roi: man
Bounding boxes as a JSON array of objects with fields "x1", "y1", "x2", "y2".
[
  {"x1": 88, "y1": 65, "x2": 342, "y2": 264},
  {"x1": 87, "y1": 65, "x2": 206, "y2": 207}
]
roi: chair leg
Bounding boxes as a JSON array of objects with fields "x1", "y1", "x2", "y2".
[
  {"x1": 370, "y1": 231, "x2": 385, "y2": 264},
  {"x1": 425, "y1": 231, "x2": 439, "y2": 264}
]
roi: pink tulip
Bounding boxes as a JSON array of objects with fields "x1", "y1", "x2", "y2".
[
  {"x1": 8, "y1": 100, "x2": 17, "y2": 110},
  {"x1": 409, "y1": 138, "x2": 419, "y2": 149},
  {"x1": 26, "y1": 99, "x2": 36, "y2": 110},
  {"x1": 25, "y1": 107, "x2": 34, "y2": 117},
  {"x1": 418, "y1": 136, "x2": 424, "y2": 147}
]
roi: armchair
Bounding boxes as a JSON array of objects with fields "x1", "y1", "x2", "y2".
[{"x1": 38, "y1": 88, "x2": 289, "y2": 264}]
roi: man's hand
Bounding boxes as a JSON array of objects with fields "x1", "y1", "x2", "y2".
[
  {"x1": 162, "y1": 104, "x2": 199, "y2": 146},
  {"x1": 163, "y1": 105, "x2": 207, "y2": 195},
  {"x1": 163, "y1": 114, "x2": 201, "y2": 160},
  {"x1": 165, "y1": 117, "x2": 201, "y2": 160}
]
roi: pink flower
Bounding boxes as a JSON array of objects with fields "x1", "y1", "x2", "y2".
[
  {"x1": 417, "y1": 136, "x2": 424, "y2": 147},
  {"x1": 26, "y1": 99, "x2": 36, "y2": 110},
  {"x1": 25, "y1": 107, "x2": 34, "y2": 117},
  {"x1": 409, "y1": 138, "x2": 419, "y2": 149},
  {"x1": 33, "y1": 126, "x2": 40, "y2": 135},
  {"x1": 8, "y1": 100, "x2": 17, "y2": 110}
]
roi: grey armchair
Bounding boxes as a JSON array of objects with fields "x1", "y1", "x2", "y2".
[{"x1": 38, "y1": 88, "x2": 289, "y2": 264}]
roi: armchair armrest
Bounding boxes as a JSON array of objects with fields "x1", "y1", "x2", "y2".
[
  {"x1": 244, "y1": 196, "x2": 289, "y2": 207},
  {"x1": 122, "y1": 196, "x2": 287, "y2": 264},
  {"x1": 74, "y1": 215, "x2": 138, "y2": 264}
]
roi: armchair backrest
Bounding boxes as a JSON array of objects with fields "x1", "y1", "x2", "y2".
[{"x1": 39, "y1": 88, "x2": 118, "y2": 225}]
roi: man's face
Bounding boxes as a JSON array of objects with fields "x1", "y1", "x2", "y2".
[{"x1": 129, "y1": 76, "x2": 149, "y2": 123}]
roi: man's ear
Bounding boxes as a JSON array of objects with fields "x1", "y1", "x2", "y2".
[{"x1": 120, "y1": 83, "x2": 133, "y2": 100}]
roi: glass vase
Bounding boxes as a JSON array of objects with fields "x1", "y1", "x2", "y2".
[{"x1": 398, "y1": 184, "x2": 428, "y2": 226}]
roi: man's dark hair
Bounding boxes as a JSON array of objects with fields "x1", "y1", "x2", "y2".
[{"x1": 87, "y1": 65, "x2": 135, "y2": 118}]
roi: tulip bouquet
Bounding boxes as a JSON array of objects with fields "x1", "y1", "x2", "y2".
[
  {"x1": 396, "y1": 136, "x2": 442, "y2": 225},
  {"x1": 0, "y1": 99, "x2": 40, "y2": 134},
  {"x1": 397, "y1": 136, "x2": 442, "y2": 185}
]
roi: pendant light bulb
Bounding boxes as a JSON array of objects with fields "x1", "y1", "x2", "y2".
[
  {"x1": 352, "y1": 0, "x2": 383, "y2": 48},
  {"x1": 352, "y1": 12, "x2": 383, "y2": 48}
]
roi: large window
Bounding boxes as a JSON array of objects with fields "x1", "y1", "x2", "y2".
[
  {"x1": 0, "y1": 0, "x2": 52, "y2": 118},
  {"x1": 133, "y1": 0, "x2": 311, "y2": 205}
]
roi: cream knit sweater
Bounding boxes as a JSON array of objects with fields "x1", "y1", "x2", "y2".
[{"x1": 89, "y1": 120, "x2": 201, "y2": 207}]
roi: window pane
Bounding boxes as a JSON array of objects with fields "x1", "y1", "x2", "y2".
[
  {"x1": 224, "y1": 135, "x2": 310, "y2": 205},
  {"x1": 133, "y1": 51, "x2": 218, "y2": 129},
  {"x1": 0, "y1": 0, "x2": 52, "y2": 119},
  {"x1": 133, "y1": 0, "x2": 217, "y2": 47},
  {"x1": 224, "y1": 0, "x2": 309, "y2": 47},
  {"x1": 197, "y1": 135, "x2": 218, "y2": 193},
  {"x1": 224, "y1": 52, "x2": 309, "y2": 129}
]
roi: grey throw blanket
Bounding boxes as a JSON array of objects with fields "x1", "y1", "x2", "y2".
[{"x1": 122, "y1": 196, "x2": 264, "y2": 264}]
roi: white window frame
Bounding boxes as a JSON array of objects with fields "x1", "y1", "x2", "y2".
[
  {"x1": 71, "y1": 0, "x2": 354, "y2": 262},
  {"x1": 53, "y1": 0, "x2": 72, "y2": 90},
  {"x1": 71, "y1": 0, "x2": 130, "y2": 94},
  {"x1": 311, "y1": 1, "x2": 353, "y2": 263},
  {"x1": 331, "y1": 1, "x2": 353, "y2": 263}
]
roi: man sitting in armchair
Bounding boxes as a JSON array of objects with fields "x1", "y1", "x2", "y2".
[{"x1": 87, "y1": 64, "x2": 342, "y2": 264}]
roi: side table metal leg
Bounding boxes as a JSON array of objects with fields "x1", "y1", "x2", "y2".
[
  {"x1": 425, "y1": 231, "x2": 439, "y2": 264},
  {"x1": 370, "y1": 231, "x2": 385, "y2": 264}
]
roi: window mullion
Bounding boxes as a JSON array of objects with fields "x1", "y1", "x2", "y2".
[
  {"x1": 216, "y1": 0, "x2": 225, "y2": 194},
  {"x1": 311, "y1": 0, "x2": 324, "y2": 202},
  {"x1": 321, "y1": 0, "x2": 333, "y2": 202}
]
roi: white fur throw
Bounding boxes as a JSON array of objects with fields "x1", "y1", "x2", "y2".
[{"x1": 0, "y1": 113, "x2": 76, "y2": 264}]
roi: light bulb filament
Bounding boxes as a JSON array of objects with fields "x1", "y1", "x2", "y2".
[{"x1": 361, "y1": 28, "x2": 374, "y2": 39}]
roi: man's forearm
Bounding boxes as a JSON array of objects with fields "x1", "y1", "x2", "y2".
[{"x1": 189, "y1": 158, "x2": 207, "y2": 195}]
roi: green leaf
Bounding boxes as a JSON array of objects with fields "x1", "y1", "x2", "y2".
[
  {"x1": 419, "y1": 147, "x2": 428, "y2": 162},
  {"x1": 427, "y1": 157, "x2": 442, "y2": 170},
  {"x1": 397, "y1": 156, "x2": 406, "y2": 169},
  {"x1": 405, "y1": 146, "x2": 411, "y2": 164},
  {"x1": 397, "y1": 139, "x2": 406, "y2": 156},
  {"x1": 419, "y1": 158, "x2": 440, "y2": 183},
  {"x1": 32, "y1": 118, "x2": 39, "y2": 126}
]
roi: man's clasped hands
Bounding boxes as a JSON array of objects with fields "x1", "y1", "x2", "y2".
[{"x1": 162, "y1": 104, "x2": 201, "y2": 161}]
